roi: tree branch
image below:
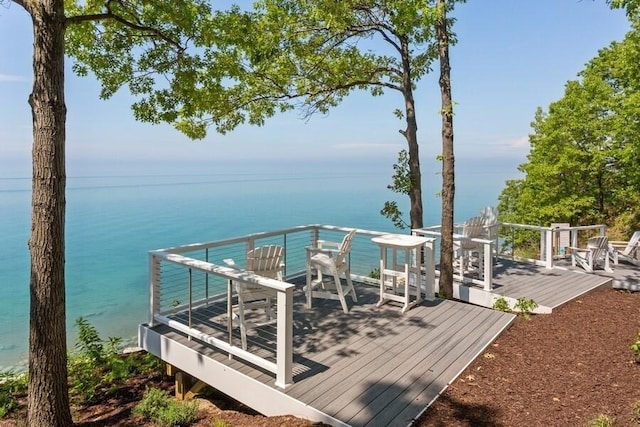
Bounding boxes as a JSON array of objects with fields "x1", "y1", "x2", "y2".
[{"x1": 65, "y1": 0, "x2": 184, "y2": 52}]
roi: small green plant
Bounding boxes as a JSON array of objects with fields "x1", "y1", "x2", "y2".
[
  {"x1": 632, "y1": 400, "x2": 640, "y2": 423},
  {"x1": 134, "y1": 387, "x2": 199, "y2": 427},
  {"x1": 369, "y1": 267, "x2": 380, "y2": 280},
  {"x1": 514, "y1": 297, "x2": 538, "y2": 320},
  {"x1": 587, "y1": 413, "x2": 615, "y2": 427},
  {"x1": 0, "y1": 370, "x2": 28, "y2": 418},
  {"x1": 68, "y1": 317, "x2": 161, "y2": 403},
  {"x1": 492, "y1": 297, "x2": 511, "y2": 312},
  {"x1": 630, "y1": 330, "x2": 640, "y2": 363}
]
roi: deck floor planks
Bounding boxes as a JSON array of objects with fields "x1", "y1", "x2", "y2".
[
  {"x1": 489, "y1": 260, "x2": 610, "y2": 308},
  {"x1": 337, "y1": 307, "x2": 500, "y2": 426},
  {"x1": 304, "y1": 302, "x2": 473, "y2": 414},
  {"x1": 287, "y1": 297, "x2": 456, "y2": 402},
  {"x1": 382, "y1": 312, "x2": 515, "y2": 427}
]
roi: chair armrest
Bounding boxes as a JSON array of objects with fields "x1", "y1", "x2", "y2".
[
  {"x1": 317, "y1": 240, "x2": 341, "y2": 250},
  {"x1": 306, "y1": 246, "x2": 333, "y2": 255}
]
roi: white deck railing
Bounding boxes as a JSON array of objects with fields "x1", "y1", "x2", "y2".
[
  {"x1": 413, "y1": 227, "x2": 495, "y2": 291},
  {"x1": 414, "y1": 222, "x2": 607, "y2": 291},
  {"x1": 147, "y1": 224, "x2": 425, "y2": 388}
]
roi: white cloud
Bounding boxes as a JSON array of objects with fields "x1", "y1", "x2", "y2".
[
  {"x1": 508, "y1": 136, "x2": 530, "y2": 148},
  {"x1": 0, "y1": 74, "x2": 28, "y2": 83}
]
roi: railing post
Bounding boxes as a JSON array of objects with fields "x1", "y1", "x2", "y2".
[
  {"x1": 545, "y1": 228, "x2": 553, "y2": 268},
  {"x1": 275, "y1": 286, "x2": 293, "y2": 388},
  {"x1": 483, "y1": 241, "x2": 493, "y2": 291},
  {"x1": 149, "y1": 253, "x2": 161, "y2": 327},
  {"x1": 423, "y1": 239, "x2": 435, "y2": 300}
]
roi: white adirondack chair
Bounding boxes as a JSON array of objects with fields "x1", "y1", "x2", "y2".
[
  {"x1": 570, "y1": 236, "x2": 613, "y2": 273},
  {"x1": 224, "y1": 245, "x2": 284, "y2": 350},
  {"x1": 609, "y1": 231, "x2": 640, "y2": 267},
  {"x1": 306, "y1": 229, "x2": 357, "y2": 313},
  {"x1": 480, "y1": 206, "x2": 499, "y2": 258},
  {"x1": 453, "y1": 216, "x2": 486, "y2": 277}
]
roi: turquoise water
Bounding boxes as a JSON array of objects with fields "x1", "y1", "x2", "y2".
[{"x1": 0, "y1": 160, "x2": 513, "y2": 369}]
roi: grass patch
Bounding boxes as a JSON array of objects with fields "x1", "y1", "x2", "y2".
[{"x1": 134, "y1": 387, "x2": 199, "y2": 427}]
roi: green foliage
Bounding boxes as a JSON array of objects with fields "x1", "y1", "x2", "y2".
[
  {"x1": 630, "y1": 330, "x2": 640, "y2": 362},
  {"x1": 0, "y1": 371, "x2": 28, "y2": 418},
  {"x1": 587, "y1": 414, "x2": 616, "y2": 427},
  {"x1": 68, "y1": 317, "x2": 161, "y2": 403},
  {"x1": 381, "y1": 150, "x2": 412, "y2": 229},
  {"x1": 497, "y1": 22, "x2": 640, "y2": 235},
  {"x1": 631, "y1": 400, "x2": 640, "y2": 423},
  {"x1": 492, "y1": 297, "x2": 511, "y2": 312},
  {"x1": 369, "y1": 267, "x2": 380, "y2": 280},
  {"x1": 514, "y1": 298, "x2": 538, "y2": 320},
  {"x1": 134, "y1": 387, "x2": 199, "y2": 427}
]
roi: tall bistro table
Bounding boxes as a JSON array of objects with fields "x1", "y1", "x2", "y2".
[{"x1": 371, "y1": 234, "x2": 430, "y2": 313}]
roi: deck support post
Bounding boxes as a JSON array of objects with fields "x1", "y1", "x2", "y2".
[
  {"x1": 174, "y1": 370, "x2": 206, "y2": 401},
  {"x1": 275, "y1": 286, "x2": 293, "y2": 388}
]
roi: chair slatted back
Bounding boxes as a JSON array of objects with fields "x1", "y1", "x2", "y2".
[
  {"x1": 334, "y1": 229, "x2": 357, "y2": 268},
  {"x1": 246, "y1": 245, "x2": 284, "y2": 280},
  {"x1": 463, "y1": 216, "x2": 485, "y2": 239},
  {"x1": 587, "y1": 236, "x2": 609, "y2": 262},
  {"x1": 622, "y1": 231, "x2": 640, "y2": 256}
]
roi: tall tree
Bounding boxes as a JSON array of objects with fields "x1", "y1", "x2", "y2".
[
  {"x1": 125, "y1": 0, "x2": 446, "y2": 230},
  {"x1": 498, "y1": 18, "x2": 640, "y2": 238},
  {"x1": 7, "y1": 1, "x2": 212, "y2": 424},
  {"x1": 436, "y1": 0, "x2": 457, "y2": 299}
]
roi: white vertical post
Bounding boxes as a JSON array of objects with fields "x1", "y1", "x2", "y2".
[
  {"x1": 423, "y1": 239, "x2": 436, "y2": 300},
  {"x1": 545, "y1": 228, "x2": 553, "y2": 268},
  {"x1": 483, "y1": 241, "x2": 493, "y2": 291},
  {"x1": 275, "y1": 286, "x2": 293, "y2": 388},
  {"x1": 148, "y1": 253, "x2": 161, "y2": 327}
]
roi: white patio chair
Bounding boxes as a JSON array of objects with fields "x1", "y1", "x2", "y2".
[
  {"x1": 306, "y1": 229, "x2": 357, "y2": 313},
  {"x1": 570, "y1": 236, "x2": 613, "y2": 273},
  {"x1": 453, "y1": 216, "x2": 486, "y2": 278},
  {"x1": 609, "y1": 231, "x2": 640, "y2": 267},
  {"x1": 480, "y1": 206, "x2": 499, "y2": 259},
  {"x1": 224, "y1": 245, "x2": 284, "y2": 350}
]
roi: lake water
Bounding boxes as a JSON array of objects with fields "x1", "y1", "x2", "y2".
[{"x1": 0, "y1": 160, "x2": 516, "y2": 370}]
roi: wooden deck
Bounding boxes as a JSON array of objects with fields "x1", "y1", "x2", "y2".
[
  {"x1": 438, "y1": 258, "x2": 613, "y2": 313},
  {"x1": 553, "y1": 257, "x2": 640, "y2": 292},
  {"x1": 139, "y1": 282, "x2": 515, "y2": 427}
]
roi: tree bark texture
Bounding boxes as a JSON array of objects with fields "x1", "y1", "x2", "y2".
[
  {"x1": 24, "y1": 0, "x2": 72, "y2": 425},
  {"x1": 436, "y1": 0, "x2": 455, "y2": 299},
  {"x1": 400, "y1": 36, "x2": 424, "y2": 231}
]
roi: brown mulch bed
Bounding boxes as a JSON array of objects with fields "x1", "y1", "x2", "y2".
[{"x1": 3, "y1": 287, "x2": 639, "y2": 426}]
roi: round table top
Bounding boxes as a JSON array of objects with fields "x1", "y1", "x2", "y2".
[{"x1": 371, "y1": 234, "x2": 431, "y2": 248}]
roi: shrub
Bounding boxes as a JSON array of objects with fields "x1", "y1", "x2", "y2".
[
  {"x1": 630, "y1": 331, "x2": 640, "y2": 363},
  {"x1": 492, "y1": 297, "x2": 511, "y2": 312},
  {"x1": 0, "y1": 370, "x2": 28, "y2": 418},
  {"x1": 587, "y1": 414, "x2": 615, "y2": 427},
  {"x1": 632, "y1": 400, "x2": 640, "y2": 423},
  {"x1": 68, "y1": 317, "x2": 161, "y2": 403},
  {"x1": 514, "y1": 297, "x2": 538, "y2": 320},
  {"x1": 134, "y1": 387, "x2": 199, "y2": 427}
]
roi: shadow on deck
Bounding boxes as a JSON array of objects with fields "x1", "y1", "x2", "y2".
[{"x1": 139, "y1": 280, "x2": 515, "y2": 427}]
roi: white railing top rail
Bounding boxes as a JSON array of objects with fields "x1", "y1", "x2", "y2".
[
  {"x1": 152, "y1": 224, "x2": 392, "y2": 256},
  {"x1": 155, "y1": 251, "x2": 295, "y2": 293}
]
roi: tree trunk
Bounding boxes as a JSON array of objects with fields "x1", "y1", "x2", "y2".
[
  {"x1": 25, "y1": 0, "x2": 72, "y2": 425},
  {"x1": 436, "y1": 0, "x2": 455, "y2": 299},
  {"x1": 400, "y1": 36, "x2": 423, "y2": 231}
]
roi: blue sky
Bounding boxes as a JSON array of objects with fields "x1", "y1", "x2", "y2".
[{"x1": 0, "y1": 1, "x2": 630, "y2": 178}]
